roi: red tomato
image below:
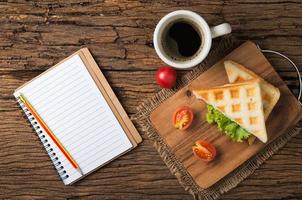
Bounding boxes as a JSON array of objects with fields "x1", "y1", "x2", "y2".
[
  {"x1": 192, "y1": 140, "x2": 216, "y2": 162},
  {"x1": 172, "y1": 106, "x2": 193, "y2": 130},
  {"x1": 155, "y1": 66, "x2": 176, "y2": 88}
]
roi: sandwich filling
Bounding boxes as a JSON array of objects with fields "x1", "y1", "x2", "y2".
[{"x1": 206, "y1": 105, "x2": 250, "y2": 142}]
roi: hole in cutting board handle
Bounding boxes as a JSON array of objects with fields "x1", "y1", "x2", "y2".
[{"x1": 256, "y1": 44, "x2": 302, "y2": 105}]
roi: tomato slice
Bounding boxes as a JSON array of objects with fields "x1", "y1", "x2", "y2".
[
  {"x1": 192, "y1": 140, "x2": 216, "y2": 162},
  {"x1": 172, "y1": 106, "x2": 193, "y2": 130}
]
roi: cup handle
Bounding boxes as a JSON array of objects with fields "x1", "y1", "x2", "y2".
[{"x1": 210, "y1": 23, "x2": 232, "y2": 38}]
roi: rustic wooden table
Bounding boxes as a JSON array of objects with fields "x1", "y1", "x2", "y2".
[{"x1": 1, "y1": 1, "x2": 301, "y2": 199}]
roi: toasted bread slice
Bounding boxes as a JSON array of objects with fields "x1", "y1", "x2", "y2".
[
  {"x1": 193, "y1": 80, "x2": 268, "y2": 143},
  {"x1": 224, "y1": 60, "x2": 280, "y2": 119}
]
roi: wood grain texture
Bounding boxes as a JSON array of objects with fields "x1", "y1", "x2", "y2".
[
  {"x1": 0, "y1": 0, "x2": 301, "y2": 199},
  {"x1": 150, "y1": 41, "x2": 302, "y2": 189}
]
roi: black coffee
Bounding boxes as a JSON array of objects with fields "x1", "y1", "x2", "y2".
[{"x1": 165, "y1": 21, "x2": 202, "y2": 58}]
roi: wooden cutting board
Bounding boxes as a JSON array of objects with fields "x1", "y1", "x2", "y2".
[{"x1": 150, "y1": 41, "x2": 302, "y2": 189}]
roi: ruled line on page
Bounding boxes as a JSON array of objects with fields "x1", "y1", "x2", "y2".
[
  {"x1": 27, "y1": 68, "x2": 82, "y2": 100},
  {"x1": 46, "y1": 99, "x2": 103, "y2": 124},
  {"x1": 76, "y1": 139, "x2": 123, "y2": 167},
  {"x1": 60, "y1": 119, "x2": 113, "y2": 145},
  {"x1": 58, "y1": 132, "x2": 124, "y2": 176},
  {"x1": 39, "y1": 93, "x2": 98, "y2": 123},
  {"x1": 68, "y1": 140, "x2": 126, "y2": 177},
  {"x1": 30, "y1": 74, "x2": 86, "y2": 105},
  {"x1": 22, "y1": 60, "x2": 78, "y2": 97},
  {"x1": 67, "y1": 125, "x2": 116, "y2": 151},
  {"x1": 78, "y1": 141, "x2": 125, "y2": 170},
  {"x1": 33, "y1": 81, "x2": 90, "y2": 114},
  {"x1": 53, "y1": 112, "x2": 110, "y2": 140}
]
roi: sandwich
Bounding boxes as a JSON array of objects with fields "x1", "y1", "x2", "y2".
[
  {"x1": 224, "y1": 60, "x2": 280, "y2": 143},
  {"x1": 192, "y1": 79, "x2": 268, "y2": 143},
  {"x1": 192, "y1": 60, "x2": 281, "y2": 144}
]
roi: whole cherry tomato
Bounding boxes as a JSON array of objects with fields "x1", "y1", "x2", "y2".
[{"x1": 155, "y1": 66, "x2": 176, "y2": 89}]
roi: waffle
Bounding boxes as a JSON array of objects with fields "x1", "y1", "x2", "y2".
[
  {"x1": 193, "y1": 79, "x2": 268, "y2": 143},
  {"x1": 224, "y1": 60, "x2": 280, "y2": 119}
]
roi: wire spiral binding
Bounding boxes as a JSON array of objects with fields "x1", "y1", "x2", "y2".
[{"x1": 16, "y1": 96, "x2": 69, "y2": 180}]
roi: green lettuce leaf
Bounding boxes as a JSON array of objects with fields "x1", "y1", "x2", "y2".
[
  {"x1": 206, "y1": 105, "x2": 250, "y2": 142},
  {"x1": 234, "y1": 127, "x2": 250, "y2": 142}
]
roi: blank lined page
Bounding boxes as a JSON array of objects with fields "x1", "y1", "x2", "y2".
[{"x1": 14, "y1": 54, "x2": 133, "y2": 185}]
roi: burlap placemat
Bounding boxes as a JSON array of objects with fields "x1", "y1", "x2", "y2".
[{"x1": 133, "y1": 36, "x2": 302, "y2": 200}]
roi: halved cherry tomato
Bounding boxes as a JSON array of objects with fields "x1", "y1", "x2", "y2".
[
  {"x1": 172, "y1": 106, "x2": 193, "y2": 130},
  {"x1": 192, "y1": 140, "x2": 216, "y2": 162}
]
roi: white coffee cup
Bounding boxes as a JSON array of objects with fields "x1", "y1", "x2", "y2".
[{"x1": 153, "y1": 10, "x2": 232, "y2": 69}]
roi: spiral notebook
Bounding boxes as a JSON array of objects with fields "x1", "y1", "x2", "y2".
[{"x1": 14, "y1": 48, "x2": 142, "y2": 185}]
